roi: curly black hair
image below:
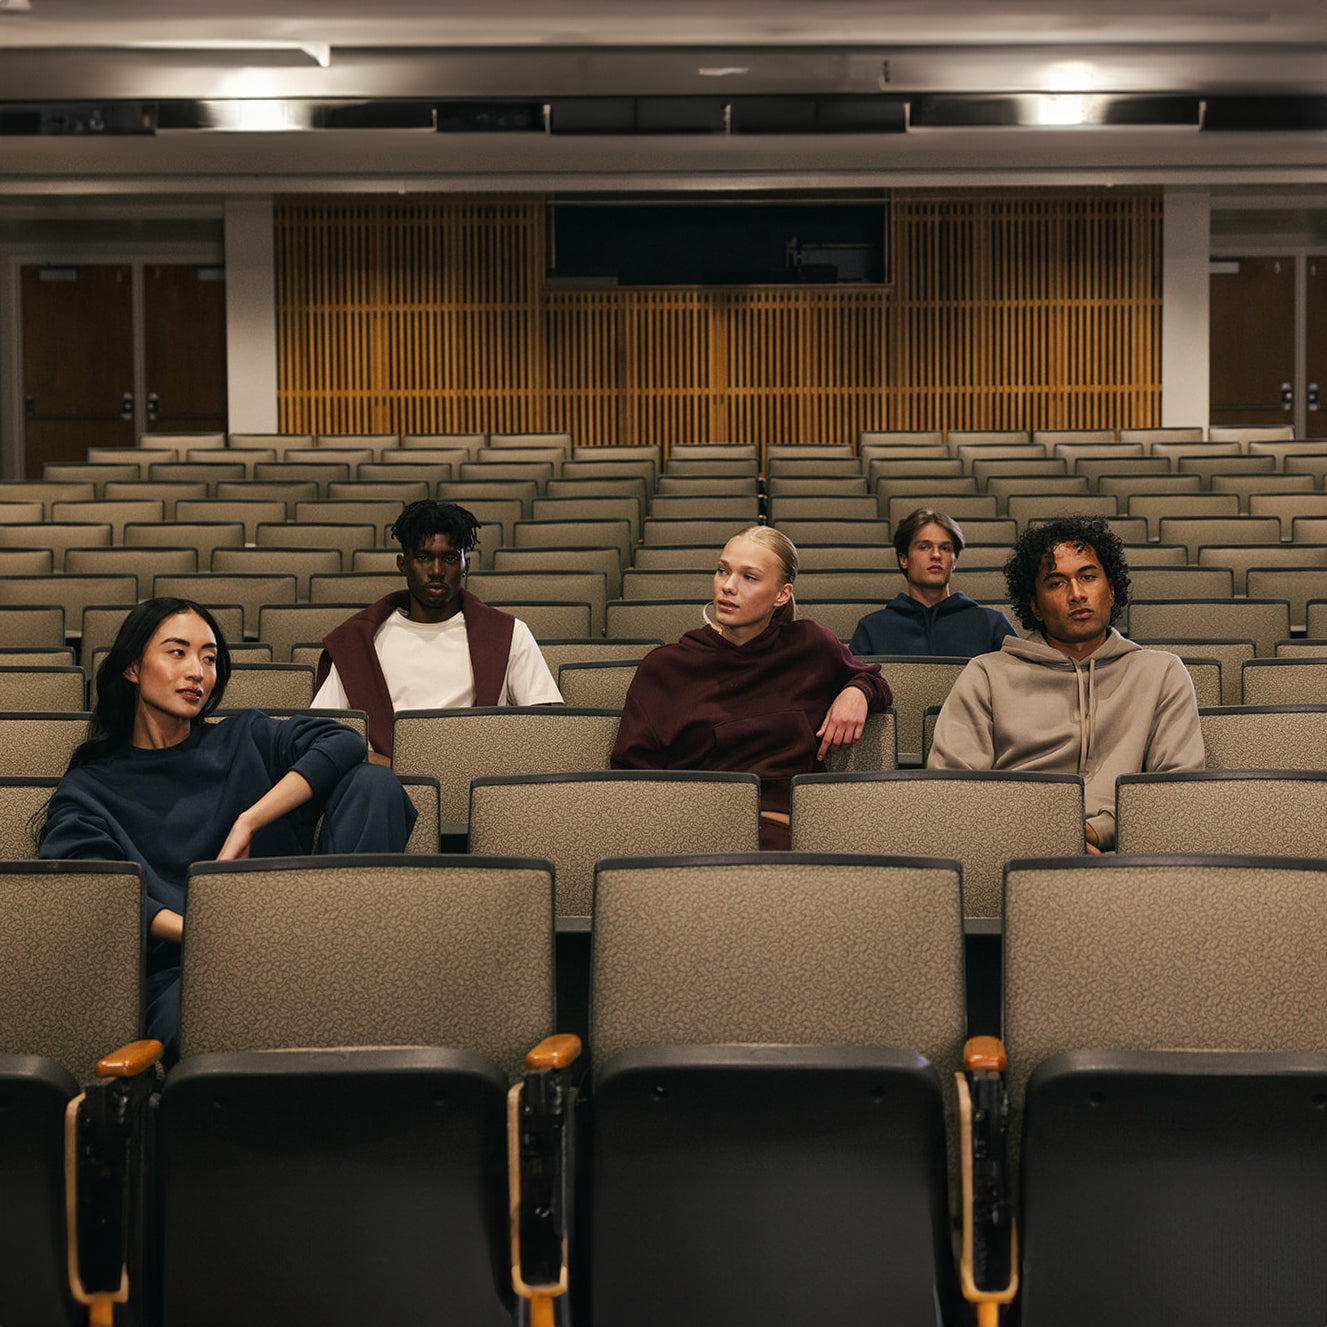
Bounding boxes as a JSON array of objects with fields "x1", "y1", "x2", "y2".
[
  {"x1": 1003, "y1": 514, "x2": 1131, "y2": 635},
  {"x1": 389, "y1": 499, "x2": 482, "y2": 556}
]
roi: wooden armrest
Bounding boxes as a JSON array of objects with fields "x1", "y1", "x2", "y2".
[
  {"x1": 525, "y1": 1033, "x2": 582, "y2": 1073},
  {"x1": 94, "y1": 1039, "x2": 163, "y2": 1079},
  {"x1": 957, "y1": 1036, "x2": 1018, "y2": 1319},
  {"x1": 964, "y1": 1035, "x2": 1007, "y2": 1073}
]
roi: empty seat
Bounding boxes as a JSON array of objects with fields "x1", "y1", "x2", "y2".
[
  {"x1": 1236, "y1": 655, "x2": 1327, "y2": 705},
  {"x1": 1198, "y1": 543, "x2": 1327, "y2": 596},
  {"x1": 1157, "y1": 514, "x2": 1283, "y2": 561},
  {"x1": 176, "y1": 499, "x2": 288, "y2": 543},
  {"x1": 220, "y1": 662, "x2": 316, "y2": 710},
  {"x1": 1116, "y1": 768, "x2": 1327, "y2": 853},
  {"x1": 999, "y1": 853, "x2": 1327, "y2": 1326},
  {"x1": 216, "y1": 479, "x2": 321, "y2": 515},
  {"x1": 606, "y1": 599, "x2": 704, "y2": 642},
  {"x1": 1200, "y1": 703, "x2": 1327, "y2": 768},
  {"x1": 589, "y1": 852, "x2": 966, "y2": 1327},
  {"x1": 64, "y1": 545, "x2": 198, "y2": 598},
  {"x1": 158, "y1": 854, "x2": 560, "y2": 1327},
  {"x1": 0, "y1": 549, "x2": 51, "y2": 575},
  {"x1": 493, "y1": 545, "x2": 623, "y2": 598},
  {"x1": 469, "y1": 771, "x2": 760, "y2": 915},
  {"x1": 556, "y1": 660, "x2": 638, "y2": 709},
  {"x1": 124, "y1": 521, "x2": 247, "y2": 566},
  {"x1": 0, "y1": 576, "x2": 136, "y2": 630},
  {"x1": 0, "y1": 861, "x2": 151, "y2": 1327},
  {"x1": 0, "y1": 523, "x2": 112, "y2": 560},
  {"x1": 153, "y1": 573, "x2": 296, "y2": 639},
  {"x1": 392, "y1": 707, "x2": 621, "y2": 832},
  {"x1": 49, "y1": 499, "x2": 165, "y2": 542},
  {"x1": 212, "y1": 546, "x2": 341, "y2": 600},
  {"x1": 1251, "y1": 490, "x2": 1327, "y2": 537},
  {"x1": 984, "y1": 475, "x2": 1089, "y2": 515},
  {"x1": 537, "y1": 638, "x2": 662, "y2": 675},
  {"x1": 466, "y1": 570, "x2": 608, "y2": 635},
  {"x1": 1126, "y1": 493, "x2": 1239, "y2": 540},
  {"x1": 1126, "y1": 600, "x2": 1289, "y2": 657},
  {"x1": 1006, "y1": 493, "x2": 1117, "y2": 531},
  {"x1": 0, "y1": 712, "x2": 92, "y2": 776},
  {"x1": 102, "y1": 479, "x2": 210, "y2": 518},
  {"x1": 1118, "y1": 426, "x2": 1205, "y2": 444},
  {"x1": 790, "y1": 769, "x2": 1084, "y2": 919},
  {"x1": 0, "y1": 667, "x2": 85, "y2": 712},
  {"x1": 854, "y1": 656, "x2": 971, "y2": 761},
  {"x1": 1247, "y1": 566, "x2": 1327, "y2": 631}
]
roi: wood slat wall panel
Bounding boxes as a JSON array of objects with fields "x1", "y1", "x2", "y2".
[{"x1": 275, "y1": 193, "x2": 1161, "y2": 446}]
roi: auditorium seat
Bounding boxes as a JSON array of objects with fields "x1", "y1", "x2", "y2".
[
  {"x1": 391, "y1": 706, "x2": 621, "y2": 832},
  {"x1": 215, "y1": 477, "x2": 321, "y2": 515},
  {"x1": 588, "y1": 852, "x2": 966, "y2": 1327},
  {"x1": 0, "y1": 522, "x2": 113, "y2": 560},
  {"x1": 855, "y1": 656, "x2": 984, "y2": 763},
  {"x1": 219, "y1": 662, "x2": 316, "y2": 710},
  {"x1": 1200, "y1": 703, "x2": 1327, "y2": 768},
  {"x1": 0, "y1": 861, "x2": 154, "y2": 1327},
  {"x1": 1241, "y1": 657, "x2": 1327, "y2": 705},
  {"x1": 537, "y1": 637, "x2": 662, "y2": 674},
  {"x1": 65, "y1": 544, "x2": 198, "y2": 598},
  {"x1": 790, "y1": 769, "x2": 1084, "y2": 919},
  {"x1": 153, "y1": 572, "x2": 296, "y2": 639},
  {"x1": 556, "y1": 660, "x2": 638, "y2": 709},
  {"x1": 212, "y1": 545, "x2": 341, "y2": 599},
  {"x1": 993, "y1": 853, "x2": 1327, "y2": 1326},
  {"x1": 469, "y1": 771, "x2": 760, "y2": 915},
  {"x1": 493, "y1": 544, "x2": 623, "y2": 597},
  {"x1": 1157, "y1": 513, "x2": 1282, "y2": 561},
  {"x1": 1248, "y1": 566, "x2": 1327, "y2": 631},
  {"x1": 0, "y1": 548, "x2": 52, "y2": 575},
  {"x1": 1127, "y1": 600, "x2": 1288, "y2": 658},
  {"x1": 0, "y1": 666, "x2": 85, "y2": 712},
  {"x1": 1252, "y1": 490, "x2": 1327, "y2": 536}
]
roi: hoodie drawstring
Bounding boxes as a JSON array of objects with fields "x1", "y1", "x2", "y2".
[{"x1": 1075, "y1": 657, "x2": 1097, "y2": 772}]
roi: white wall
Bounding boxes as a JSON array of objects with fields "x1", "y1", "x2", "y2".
[
  {"x1": 1161, "y1": 190, "x2": 1211, "y2": 431},
  {"x1": 224, "y1": 196, "x2": 279, "y2": 433}
]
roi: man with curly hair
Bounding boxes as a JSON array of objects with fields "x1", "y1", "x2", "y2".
[
  {"x1": 312, "y1": 499, "x2": 561, "y2": 761},
  {"x1": 928, "y1": 513, "x2": 1203, "y2": 851}
]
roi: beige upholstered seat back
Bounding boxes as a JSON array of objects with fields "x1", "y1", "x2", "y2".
[
  {"x1": 1199, "y1": 704, "x2": 1327, "y2": 769},
  {"x1": 1242, "y1": 658, "x2": 1327, "y2": 706},
  {"x1": 1003, "y1": 855, "x2": 1327, "y2": 1115},
  {"x1": 392, "y1": 707, "x2": 621, "y2": 830},
  {"x1": 180, "y1": 857, "x2": 553, "y2": 1082},
  {"x1": 557, "y1": 661, "x2": 638, "y2": 710},
  {"x1": 0, "y1": 862, "x2": 142, "y2": 1077},
  {"x1": 0, "y1": 713, "x2": 90, "y2": 776},
  {"x1": 591, "y1": 854, "x2": 967, "y2": 1147},
  {"x1": 791, "y1": 770, "x2": 1084, "y2": 919},
  {"x1": 219, "y1": 663, "x2": 316, "y2": 711},
  {"x1": 469, "y1": 771, "x2": 761, "y2": 917},
  {"x1": 0, "y1": 777, "x2": 57, "y2": 859},
  {"x1": 1133, "y1": 637, "x2": 1253, "y2": 706},
  {"x1": 1127, "y1": 600, "x2": 1288, "y2": 657},
  {"x1": 855, "y1": 657, "x2": 968, "y2": 760},
  {"x1": 1115, "y1": 770, "x2": 1327, "y2": 855},
  {"x1": 0, "y1": 666, "x2": 85, "y2": 712}
]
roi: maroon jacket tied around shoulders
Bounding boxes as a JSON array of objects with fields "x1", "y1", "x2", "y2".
[{"x1": 315, "y1": 589, "x2": 516, "y2": 758}]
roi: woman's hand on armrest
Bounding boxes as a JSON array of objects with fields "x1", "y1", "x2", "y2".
[{"x1": 815, "y1": 686, "x2": 869, "y2": 760}]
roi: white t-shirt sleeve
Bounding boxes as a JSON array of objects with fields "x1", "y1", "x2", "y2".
[
  {"x1": 310, "y1": 662, "x2": 350, "y2": 710},
  {"x1": 503, "y1": 620, "x2": 564, "y2": 705}
]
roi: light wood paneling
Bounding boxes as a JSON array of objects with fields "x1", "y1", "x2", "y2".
[{"x1": 276, "y1": 193, "x2": 1161, "y2": 447}]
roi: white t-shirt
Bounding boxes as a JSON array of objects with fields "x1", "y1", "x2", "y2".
[{"x1": 311, "y1": 608, "x2": 562, "y2": 712}]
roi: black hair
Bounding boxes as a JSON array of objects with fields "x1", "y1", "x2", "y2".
[
  {"x1": 1003, "y1": 514, "x2": 1131, "y2": 635},
  {"x1": 389, "y1": 500, "x2": 481, "y2": 556},
  {"x1": 68, "y1": 598, "x2": 233, "y2": 773}
]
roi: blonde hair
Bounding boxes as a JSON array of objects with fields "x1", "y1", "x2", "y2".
[{"x1": 705, "y1": 525, "x2": 798, "y2": 631}]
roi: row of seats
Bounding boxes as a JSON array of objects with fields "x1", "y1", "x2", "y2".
[
  {"x1": 10, "y1": 646, "x2": 1327, "y2": 729},
  {"x1": 6, "y1": 849, "x2": 1323, "y2": 1326},
  {"x1": 7, "y1": 711, "x2": 1327, "y2": 914}
]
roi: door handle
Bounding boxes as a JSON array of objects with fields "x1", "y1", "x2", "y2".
[
  {"x1": 1309, "y1": 383, "x2": 1320, "y2": 413},
  {"x1": 147, "y1": 392, "x2": 160, "y2": 422},
  {"x1": 120, "y1": 392, "x2": 134, "y2": 421},
  {"x1": 1280, "y1": 381, "x2": 1293, "y2": 411}
]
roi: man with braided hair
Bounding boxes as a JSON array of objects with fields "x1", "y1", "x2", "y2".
[
  {"x1": 312, "y1": 499, "x2": 561, "y2": 761},
  {"x1": 929, "y1": 513, "x2": 1203, "y2": 851}
]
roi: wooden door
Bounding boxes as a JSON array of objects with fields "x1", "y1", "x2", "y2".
[
  {"x1": 1209, "y1": 257, "x2": 1297, "y2": 429},
  {"x1": 142, "y1": 264, "x2": 228, "y2": 435},
  {"x1": 1310, "y1": 255, "x2": 1327, "y2": 437},
  {"x1": 21, "y1": 264, "x2": 135, "y2": 476}
]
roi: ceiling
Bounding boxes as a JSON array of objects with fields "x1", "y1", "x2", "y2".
[{"x1": 0, "y1": 0, "x2": 1323, "y2": 200}]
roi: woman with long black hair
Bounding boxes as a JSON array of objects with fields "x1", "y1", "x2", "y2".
[{"x1": 38, "y1": 596, "x2": 416, "y2": 1060}]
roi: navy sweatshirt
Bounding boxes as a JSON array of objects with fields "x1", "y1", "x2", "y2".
[
  {"x1": 850, "y1": 592, "x2": 1017, "y2": 658},
  {"x1": 39, "y1": 710, "x2": 364, "y2": 971}
]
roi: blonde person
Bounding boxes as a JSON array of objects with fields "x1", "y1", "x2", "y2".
[{"x1": 611, "y1": 526, "x2": 892, "y2": 848}]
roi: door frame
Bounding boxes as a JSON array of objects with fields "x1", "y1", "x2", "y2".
[
  {"x1": 1209, "y1": 244, "x2": 1324, "y2": 439},
  {"x1": 1, "y1": 238, "x2": 223, "y2": 479}
]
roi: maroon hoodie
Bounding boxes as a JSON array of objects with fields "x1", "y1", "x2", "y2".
[{"x1": 611, "y1": 617, "x2": 892, "y2": 817}]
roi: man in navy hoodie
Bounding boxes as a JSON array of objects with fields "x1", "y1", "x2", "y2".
[{"x1": 850, "y1": 507, "x2": 1017, "y2": 657}]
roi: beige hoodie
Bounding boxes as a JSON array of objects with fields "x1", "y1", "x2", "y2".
[{"x1": 928, "y1": 629, "x2": 1205, "y2": 849}]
